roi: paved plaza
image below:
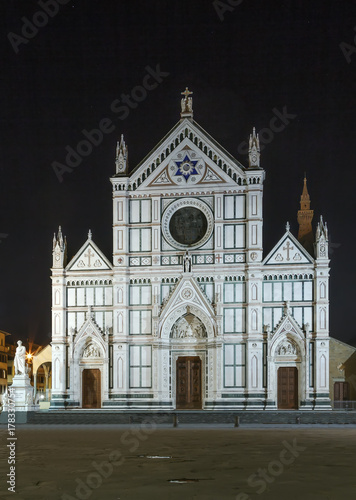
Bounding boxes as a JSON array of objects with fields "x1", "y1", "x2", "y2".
[{"x1": 1, "y1": 425, "x2": 355, "y2": 499}]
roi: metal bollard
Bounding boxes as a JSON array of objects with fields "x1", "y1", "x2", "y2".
[
  {"x1": 234, "y1": 415, "x2": 240, "y2": 428},
  {"x1": 173, "y1": 414, "x2": 178, "y2": 427}
]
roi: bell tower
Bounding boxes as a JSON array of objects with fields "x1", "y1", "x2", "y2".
[{"x1": 297, "y1": 175, "x2": 314, "y2": 255}]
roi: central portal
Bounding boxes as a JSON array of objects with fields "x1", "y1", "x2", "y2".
[
  {"x1": 176, "y1": 356, "x2": 202, "y2": 409},
  {"x1": 82, "y1": 369, "x2": 101, "y2": 408}
]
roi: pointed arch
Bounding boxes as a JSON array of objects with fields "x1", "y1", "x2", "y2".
[
  {"x1": 251, "y1": 355, "x2": 258, "y2": 388},
  {"x1": 117, "y1": 357, "x2": 123, "y2": 389},
  {"x1": 54, "y1": 315, "x2": 60, "y2": 335},
  {"x1": 251, "y1": 309, "x2": 258, "y2": 331},
  {"x1": 54, "y1": 358, "x2": 60, "y2": 389},
  {"x1": 320, "y1": 354, "x2": 326, "y2": 388},
  {"x1": 117, "y1": 313, "x2": 123, "y2": 333},
  {"x1": 320, "y1": 308, "x2": 326, "y2": 329}
]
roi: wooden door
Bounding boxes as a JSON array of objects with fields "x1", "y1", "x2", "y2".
[
  {"x1": 176, "y1": 357, "x2": 202, "y2": 409},
  {"x1": 334, "y1": 382, "x2": 349, "y2": 401},
  {"x1": 82, "y1": 369, "x2": 101, "y2": 408},
  {"x1": 277, "y1": 367, "x2": 298, "y2": 409}
]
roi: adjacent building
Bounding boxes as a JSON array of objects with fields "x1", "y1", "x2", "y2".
[
  {"x1": 0, "y1": 330, "x2": 10, "y2": 402},
  {"x1": 329, "y1": 337, "x2": 356, "y2": 408}
]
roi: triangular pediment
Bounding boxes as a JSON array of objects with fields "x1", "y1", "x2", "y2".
[
  {"x1": 73, "y1": 315, "x2": 107, "y2": 356},
  {"x1": 160, "y1": 274, "x2": 215, "y2": 319},
  {"x1": 126, "y1": 119, "x2": 247, "y2": 191},
  {"x1": 272, "y1": 311, "x2": 304, "y2": 339},
  {"x1": 263, "y1": 230, "x2": 314, "y2": 266},
  {"x1": 66, "y1": 238, "x2": 112, "y2": 272},
  {"x1": 269, "y1": 310, "x2": 306, "y2": 357}
]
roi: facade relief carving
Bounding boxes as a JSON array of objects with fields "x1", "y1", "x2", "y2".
[
  {"x1": 83, "y1": 343, "x2": 102, "y2": 358},
  {"x1": 171, "y1": 313, "x2": 207, "y2": 340},
  {"x1": 276, "y1": 339, "x2": 298, "y2": 356}
]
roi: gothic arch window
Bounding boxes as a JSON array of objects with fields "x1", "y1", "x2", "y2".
[
  {"x1": 117, "y1": 357, "x2": 123, "y2": 389},
  {"x1": 251, "y1": 356, "x2": 258, "y2": 388},
  {"x1": 320, "y1": 355, "x2": 326, "y2": 388},
  {"x1": 251, "y1": 309, "x2": 258, "y2": 330},
  {"x1": 54, "y1": 315, "x2": 60, "y2": 335},
  {"x1": 117, "y1": 313, "x2": 123, "y2": 333},
  {"x1": 54, "y1": 358, "x2": 60, "y2": 389},
  {"x1": 320, "y1": 308, "x2": 326, "y2": 329}
]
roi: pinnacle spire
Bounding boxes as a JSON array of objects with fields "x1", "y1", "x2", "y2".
[
  {"x1": 300, "y1": 175, "x2": 311, "y2": 210},
  {"x1": 115, "y1": 134, "x2": 128, "y2": 175},
  {"x1": 248, "y1": 127, "x2": 260, "y2": 168},
  {"x1": 52, "y1": 226, "x2": 67, "y2": 268},
  {"x1": 314, "y1": 215, "x2": 329, "y2": 259}
]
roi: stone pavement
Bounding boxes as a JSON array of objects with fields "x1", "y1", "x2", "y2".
[{"x1": 0, "y1": 426, "x2": 355, "y2": 499}]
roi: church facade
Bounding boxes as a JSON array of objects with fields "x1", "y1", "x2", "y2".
[{"x1": 50, "y1": 90, "x2": 330, "y2": 411}]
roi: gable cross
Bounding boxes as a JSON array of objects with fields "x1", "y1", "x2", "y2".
[
  {"x1": 283, "y1": 241, "x2": 294, "y2": 261},
  {"x1": 181, "y1": 87, "x2": 193, "y2": 99},
  {"x1": 84, "y1": 248, "x2": 95, "y2": 267}
]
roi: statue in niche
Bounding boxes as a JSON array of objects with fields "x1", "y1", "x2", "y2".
[{"x1": 183, "y1": 251, "x2": 192, "y2": 273}]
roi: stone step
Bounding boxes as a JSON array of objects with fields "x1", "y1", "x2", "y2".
[{"x1": 1, "y1": 410, "x2": 356, "y2": 425}]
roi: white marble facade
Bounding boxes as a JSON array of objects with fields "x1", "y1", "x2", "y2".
[{"x1": 50, "y1": 93, "x2": 330, "y2": 410}]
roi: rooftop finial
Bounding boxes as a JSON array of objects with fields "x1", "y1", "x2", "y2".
[
  {"x1": 286, "y1": 221, "x2": 290, "y2": 232},
  {"x1": 88, "y1": 229, "x2": 92, "y2": 240},
  {"x1": 115, "y1": 134, "x2": 128, "y2": 175},
  {"x1": 180, "y1": 87, "x2": 193, "y2": 120},
  {"x1": 248, "y1": 127, "x2": 260, "y2": 168}
]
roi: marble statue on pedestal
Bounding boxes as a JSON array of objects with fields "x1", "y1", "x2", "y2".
[{"x1": 14, "y1": 340, "x2": 26, "y2": 375}]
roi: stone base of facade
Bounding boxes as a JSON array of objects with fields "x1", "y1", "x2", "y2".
[
  {"x1": 3, "y1": 409, "x2": 356, "y2": 426},
  {"x1": 48, "y1": 398, "x2": 333, "y2": 411}
]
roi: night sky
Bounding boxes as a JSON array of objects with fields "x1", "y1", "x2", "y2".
[{"x1": 1, "y1": 0, "x2": 356, "y2": 345}]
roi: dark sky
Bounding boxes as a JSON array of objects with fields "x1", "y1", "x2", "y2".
[{"x1": 1, "y1": 0, "x2": 356, "y2": 345}]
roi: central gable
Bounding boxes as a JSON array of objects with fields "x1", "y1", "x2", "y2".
[{"x1": 129, "y1": 119, "x2": 246, "y2": 191}]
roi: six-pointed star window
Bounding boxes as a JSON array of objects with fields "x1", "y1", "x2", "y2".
[{"x1": 174, "y1": 154, "x2": 199, "y2": 181}]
